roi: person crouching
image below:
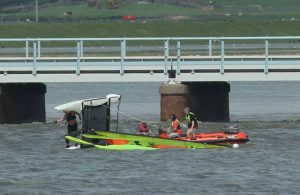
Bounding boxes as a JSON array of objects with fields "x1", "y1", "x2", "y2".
[{"x1": 137, "y1": 122, "x2": 153, "y2": 136}]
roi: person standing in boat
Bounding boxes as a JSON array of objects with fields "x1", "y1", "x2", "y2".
[
  {"x1": 183, "y1": 107, "x2": 198, "y2": 140},
  {"x1": 57, "y1": 110, "x2": 81, "y2": 148},
  {"x1": 137, "y1": 122, "x2": 153, "y2": 136},
  {"x1": 168, "y1": 114, "x2": 183, "y2": 138}
]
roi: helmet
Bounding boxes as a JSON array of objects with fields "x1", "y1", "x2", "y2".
[{"x1": 170, "y1": 114, "x2": 176, "y2": 120}]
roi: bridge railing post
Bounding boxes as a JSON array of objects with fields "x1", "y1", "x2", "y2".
[
  {"x1": 37, "y1": 40, "x2": 41, "y2": 58},
  {"x1": 264, "y1": 38, "x2": 269, "y2": 74},
  {"x1": 120, "y1": 39, "x2": 126, "y2": 75},
  {"x1": 76, "y1": 40, "x2": 81, "y2": 75},
  {"x1": 26, "y1": 40, "x2": 29, "y2": 58},
  {"x1": 220, "y1": 39, "x2": 225, "y2": 74},
  {"x1": 80, "y1": 40, "x2": 83, "y2": 57},
  {"x1": 164, "y1": 39, "x2": 169, "y2": 75},
  {"x1": 176, "y1": 40, "x2": 181, "y2": 75},
  {"x1": 208, "y1": 39, "x2": 212, "y2": 56},
  {"x1": 33, "y1": 41, "x2": 37, "y2": 76}
]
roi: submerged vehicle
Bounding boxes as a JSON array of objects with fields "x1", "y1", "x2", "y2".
[
  {"x1": 65, "y1": 133, "x2": 225, "y2": 150},
  {"x1": 56, "y1": 95, "x2": 249, "y2": 150},
  {"x1": 83, "y1": 131, "x2": 225, "y2": 149},
  {"x1": 65, "y1": 135, "x2": 157, "y2": 150}
]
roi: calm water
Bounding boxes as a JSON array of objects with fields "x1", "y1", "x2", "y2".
[{"x1": 1, "y1": 82, "x2": 300, "y2": 195}]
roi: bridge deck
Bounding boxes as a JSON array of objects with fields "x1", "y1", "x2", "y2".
[{"x1": 1, "y1": 55, "x2": 300, "y2": 82}]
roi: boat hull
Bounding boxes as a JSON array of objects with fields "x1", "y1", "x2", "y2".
[
  {"x1": 94, "y1": 131, "x2": 225, "y2": 149},
  {"x1": 65, "y1": 135, "x2": 157, "y2": 150}
]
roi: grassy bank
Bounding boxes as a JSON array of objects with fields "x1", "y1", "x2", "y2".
[
  {"x1": 1, "y1": 1, "x2": 300, "y2": 39},
  {"x1": 5, "y1": 1, "x2": 300, "y2": 23},
  {"x1": 1, "y1": 21, "x2": 300, "y2": 39}
]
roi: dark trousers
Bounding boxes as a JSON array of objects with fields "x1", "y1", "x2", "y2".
[{"x1": 65, "y1": 123, "x2": 79, "y2": 145}]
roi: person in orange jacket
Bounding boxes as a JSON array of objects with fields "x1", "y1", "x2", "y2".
[{"x1": 168, "y1": 114, "x2": 183, "y2": 138}]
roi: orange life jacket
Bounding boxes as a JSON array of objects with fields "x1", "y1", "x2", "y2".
[{"x1": 172, "y1": 119, "x2": 183, "y2": 135}]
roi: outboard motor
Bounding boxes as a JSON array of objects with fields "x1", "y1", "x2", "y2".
[
  {"x1": 224, "y1": 124, "x2": 239, "y2": 134},
  {"x1": 158, "y1": 126, "x2": 169, "y2": 138}
]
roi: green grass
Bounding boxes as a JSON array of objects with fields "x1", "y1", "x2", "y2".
[
  {"x1": 13, "y1": 3, "x2": 206, "y2": 18},
  {"x1": 3, "y1": 1, "x2": 300, "y2": 22},
  {"x1": 1, "y1": 1, "x2": 300, "y2": 45},
  {"x1": 1, "y1": 21, "x2": 300, "y2": 39}
]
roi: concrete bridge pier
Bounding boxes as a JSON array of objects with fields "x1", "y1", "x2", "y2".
[
  {"x1": 0, "y1": 83, "x2": 46, "y2": 124},
  {"x1": 160, "y1": 82, "x2": 189, "y2": 121},
  {"x1": 160, "y1": 82, "x2": 230, "y2": 122}
]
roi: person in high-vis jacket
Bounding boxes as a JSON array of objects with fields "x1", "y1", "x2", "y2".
[{"x1": 184, "y1": 107, "x2": 198, "y2": 139}]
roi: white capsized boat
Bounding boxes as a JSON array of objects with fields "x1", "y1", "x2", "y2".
[{"x1": 54, "y1": 94, "x2": 121, "y2": 113}]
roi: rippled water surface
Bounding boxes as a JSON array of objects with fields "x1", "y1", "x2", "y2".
[{"x1": 1, "y1": 82, "x2": 300, "y2": 194}]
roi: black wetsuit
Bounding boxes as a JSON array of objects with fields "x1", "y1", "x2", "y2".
[
  {"x1": 65, "y1": 112, "x2": 79, "y2": 147},
  {"x1": 67, "y1": 113, "x2": 78, "y2": 134}
]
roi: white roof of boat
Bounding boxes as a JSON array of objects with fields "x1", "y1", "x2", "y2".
[{"x1": 54, "y1": 94, "x2": 120, "y2": 113}]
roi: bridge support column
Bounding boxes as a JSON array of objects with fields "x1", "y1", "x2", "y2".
[
  {"x1": 160, "y1": 83, "x2": 189, "y2": 121},
  {"x1": 0, "y1": 83, "x2": 46, "y2": 124},
  {"x1": 160, "y1": 82, "x2": 230, "y2": 122}
]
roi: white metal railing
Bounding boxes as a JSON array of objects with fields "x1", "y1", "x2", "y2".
[{"x1": 1, "y1": 36, "x2": 300, "y2": 82}]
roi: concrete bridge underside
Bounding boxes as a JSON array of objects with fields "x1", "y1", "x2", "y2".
[{"x1": 1, "y1": 55, "x2": 300, "y2": 83}]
